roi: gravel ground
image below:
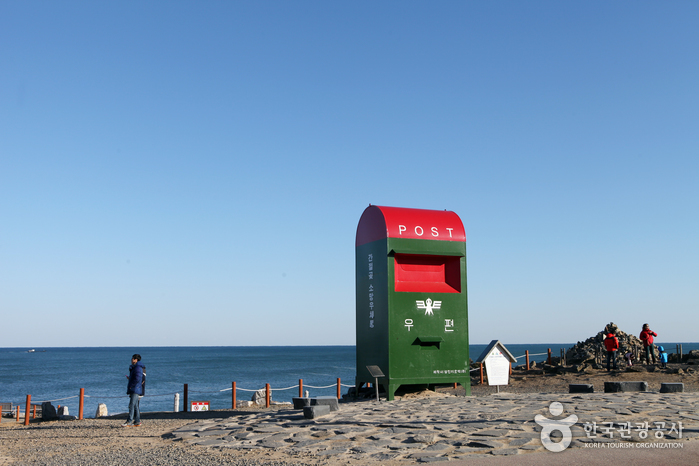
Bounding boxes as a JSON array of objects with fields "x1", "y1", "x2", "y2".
[
  {"x1": 0, "y1": 411, "x2": 320, "y2": 466},
  {"x1": 3, "y1": 366, "x2": 696, "y2": 465}
]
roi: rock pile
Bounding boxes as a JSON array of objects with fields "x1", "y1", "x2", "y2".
[{"x1": 565, "y1": 322, "x2": 655, "y2": 365}]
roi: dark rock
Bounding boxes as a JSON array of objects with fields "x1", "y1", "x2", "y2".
[
  {"x1": 303, "y1": 405, "x2": 330, "y2": 419},
  {"x1": 41, "y1": 402, "x2": 57, "y2": 421},
  {"x1": 569, "y1": 384, "x2": 594, "y2": 393},
  {"x1": 311, "y1": 396, "x2": 339, "y2": 411},
  {"x1": 292, "y1": 397, "x2": 310, "y2": 409},
  {"x1": 604, "y1": 381, "x2": 648, "y2": 393},
  {"x1": 660, "y1": 383, "x2": 684, "y2": 393}
]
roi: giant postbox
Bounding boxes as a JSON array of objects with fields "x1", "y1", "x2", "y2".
[{"x1": 355, "y1": 205, "x2": 470, "y2": 400}]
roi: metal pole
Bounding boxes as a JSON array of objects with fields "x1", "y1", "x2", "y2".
[
  {"x1": 232, "y1": 382, "x2": 236, "y2": 410},
  {"x1": 79, "y1": 388, "x2": 84, "y2": 420},
  {"x1": 374, "y1": 378, "x2": 380, "y2": 402},
  {"x1": 265, "y1": 383, "x2": 270, "y2": 408}
]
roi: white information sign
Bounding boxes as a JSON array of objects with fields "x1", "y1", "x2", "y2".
[{"x1": 483, "y1": 348, "x2": 510, "y2": 386}]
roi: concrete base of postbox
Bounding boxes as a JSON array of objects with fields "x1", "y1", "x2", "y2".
[
  {"x1": 303, "y1": 405, "x2": 331, "y2": 419},
  {"x1": 604, "y1": 381, "x2": 648, "y2": 393},
  {"x1": 569, "y1": 384, "x2": 594, "y2": 393},
  {"x1": 660, "y1": 383, "x2": 684, "y2": 393}
]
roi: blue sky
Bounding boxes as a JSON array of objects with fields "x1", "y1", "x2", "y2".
[{"x1": 1, "y1": 2, "x2": 697, "y2": 347}]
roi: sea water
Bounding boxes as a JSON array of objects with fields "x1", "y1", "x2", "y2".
[{"x1": 1, "y1": 343, "x2": 696, "y2": 418}]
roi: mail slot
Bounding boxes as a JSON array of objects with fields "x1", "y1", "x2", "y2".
[{"x1": 355, "y1": 205, "x2": 470, "y2": 400}]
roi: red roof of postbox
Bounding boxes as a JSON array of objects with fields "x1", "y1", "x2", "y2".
[{"x1": 356, "y1": 205, "x2": 465, "y2": 247}]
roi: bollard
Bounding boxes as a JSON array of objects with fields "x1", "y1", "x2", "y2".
[
  {"x1": 24, "y1": 395, "x2": 31, "y2": 426},
  {"x1": 232, "y1": 382, "x2": 236, "y2": 410},
  {"x1": 174, "y1": 393, "x2": 180, "y2": 412},
  {"x1": 33, "y1": 404, "x2": 37, "y2": 419},
  {"x1": 265, "y1": 383, "x2": 270, "y2": 408},
  {"x1": 337, "y1": 378, "x2": 341, "y2": 399},
  {"x1": 16, "y1": 406, "x2": 20, "y2": 423},
  {"x1": 526, "y1": 350, "x2": 530, "y2": 370},
  {"x1": 184, "y1": 384, "x2": 188, "y2": 412},
  {"x1": 79, "y1": 388, "x2": 84, "y2": 420},
  {"x1": 509, "y1": 363, "x2": 512, "y2": 375},
  {"x1": 299, "y1": 379, "x2": 303, "y2": 398},
  {"x1": 480, "y1": 364, "x2": 484, "y2": 384},
  {"x1": 453, "y1": 383, "x2": 457, "y2": 389},
  {"x1": 548, "y1": 348, "x2": 552, "y2": 365}
]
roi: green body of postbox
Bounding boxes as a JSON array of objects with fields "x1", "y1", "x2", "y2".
[{"x1": 355, "y1": 205, "x2": 470, "y2": 400}]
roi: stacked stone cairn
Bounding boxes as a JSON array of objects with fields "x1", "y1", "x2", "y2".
[{"x1": 565, "y1": 322, "x2": 655, "y2": 366}]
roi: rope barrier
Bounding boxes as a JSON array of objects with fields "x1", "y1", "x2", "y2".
[
  {"x1": 304, "y1": 384, "x2": 336, "y2": 389},
  {"x1": 269, "y1": 385, "x2": 299, "y2": 391},
  {"x1": 34, "y1": 395, "x2": 79, "y2": 403},
  {"x1": 512, "y1": 352, "x2": 548, "y2": 360}
]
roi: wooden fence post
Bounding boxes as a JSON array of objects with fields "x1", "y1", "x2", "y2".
[
  {"x1": 232, "y1": 382, "x2": 236, "y2": 410},
  {"x1": 265, "y1": 383, "x2": 270, "y2": 408},
  {"x1": 299, "y1": 379, "x2": 303, "y2": 398},
  {"x1": 547, "y1": 348, "x2": 552, "y2": 365},
  {"x1": 526, "y1": 350, "x2": 530, "y2": 370},
  {"x1": 337, "y1": 378, "x2": 341, "y2": 399},
  {"x1": 184, "y1": 384, "x2": 188, "y2": 412},
  {"x1": 79, "y1": 388, "x2": 84, "y2": 420},
  {"x1": 24, "y1": 395, "x2": 31, "y2": 426},
  {"x1": 479, "y1": 364, "x2": 484, "y2": 384}
]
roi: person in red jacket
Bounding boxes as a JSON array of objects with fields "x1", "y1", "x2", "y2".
[
  {"x1": 639, "y1": 324, "x2": 658, "y2": 365},
  {"x1": 604, "y1": 333, "x2": 619, "y2": 371}
]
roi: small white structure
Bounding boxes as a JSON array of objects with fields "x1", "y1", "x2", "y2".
[{"x1": 476, "y1": 340, "x2": 517, "y2": 389}]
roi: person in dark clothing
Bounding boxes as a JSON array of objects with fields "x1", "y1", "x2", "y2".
[
  {"x1": 603, "y1": 333, "x2": 619, "y2": 371},
  {"x1": 123, "y1": 354, "x2": 144, "y2": 427}
]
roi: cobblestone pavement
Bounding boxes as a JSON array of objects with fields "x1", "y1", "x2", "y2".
[{"x1": 168, "y1": 392, "x2": 699, "y2": 463}]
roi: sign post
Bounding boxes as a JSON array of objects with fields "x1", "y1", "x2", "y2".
[{"x1": 476, "y1": 340, "x2": 517, "y2": 393}]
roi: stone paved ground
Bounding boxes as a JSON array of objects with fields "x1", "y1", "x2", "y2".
[{"x1": 169, "y1": 391, "x2": 699, "y2": 463}]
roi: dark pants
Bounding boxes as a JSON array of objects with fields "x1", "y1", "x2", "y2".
[
  {"x1": 644, "y1": 345, "x2": 656, "y2": 364},
  {"x1": 606, "y1": 351, "x2": 617, "y2": 371}
]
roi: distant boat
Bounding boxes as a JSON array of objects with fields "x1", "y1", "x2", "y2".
[{"x1": 27, "y1": 349, "x2": 35, "y2": 353}]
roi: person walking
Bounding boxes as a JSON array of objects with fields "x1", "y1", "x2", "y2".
[
  {"x1": 123, "y1": 354, "x2": 144, "y2": 427},
  {"x1": 603, "y1": 333, "x2": 619, "y2": 371},
  {"x1": 639, "y1": 324, "x2": 658, "y2": 365}
]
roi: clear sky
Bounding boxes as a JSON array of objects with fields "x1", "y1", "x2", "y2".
[{"x1": 1, "y1": 2, "x2": 697, "y2": 347}]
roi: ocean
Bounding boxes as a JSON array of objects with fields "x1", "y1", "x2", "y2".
[{"x1": 2, "y1": 343, "x2": 696, "y2": 418}]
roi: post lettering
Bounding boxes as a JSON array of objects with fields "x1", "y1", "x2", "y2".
[
  {"x1": 398, "y1": 225, "x2": 406, "y2": 235},
  {"x1": 414, "y1": 226, "x2": 423, "y2": 236},
  {"x1": 431, "y1": 227, "x2": 439, "y2": 237}
]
